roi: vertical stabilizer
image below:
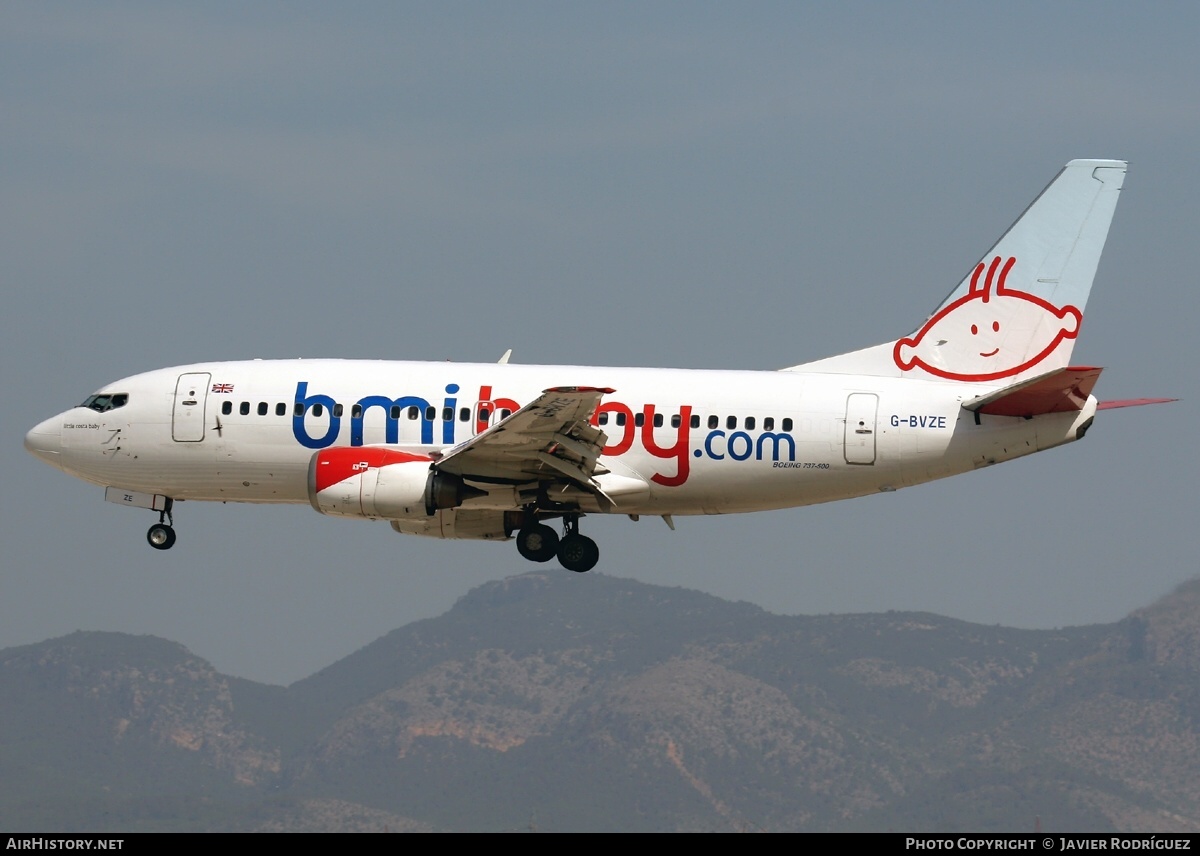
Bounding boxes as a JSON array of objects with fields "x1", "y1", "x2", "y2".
[{"x1": 786, "y1": 160, "x2": 1126, "y2": 384}]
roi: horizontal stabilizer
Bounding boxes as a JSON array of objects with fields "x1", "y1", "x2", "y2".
[
  {"x1": 963, "y1": 366, "x2": 1102, "y2": 417},
  {"x1": 1097, "y1": 397, "x2": 1178, "y2": 410}
]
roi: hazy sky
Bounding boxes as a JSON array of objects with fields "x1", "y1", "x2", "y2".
[{"x1": 4, "y1": 3, "x2": 1196, "y2": 685}]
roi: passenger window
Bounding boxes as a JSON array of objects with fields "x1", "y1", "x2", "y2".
[
  {"x1": 764, "y1": 417, "x2": 774, "y2": 430},
  {"x1": 615, "y1": 412, "x2": 626, "y2": 427},
  {"x1": 442, "y1": 407, "x2": 453, "y2": 421},
  {"x1": 670, "y1": 414, "x2": 680, "y2": 429},
  {"x1": 480, "y1": 408, "x2": 492, "y2": 422},
  {"x1": 257, "y1": 402, "x2": 268, "y2": 416},
  {"x1": 353, "y1": 404, "x2": 364, "y2": 418},
  {"x1": 389, "y1": 406, "x2": 400, "y2": 419},
  {"x1": 460, "y1": 407, "x2": 470, "y2": 422},
  {"x1": 708, "y1": 415, "x2": 719, "y2": 430},
  {"x1": 333, "y1": 404, "x2": 343, "y2": 418},
  {"x1": 294, "y1": 403, "x2": 304, "y2": 417},
  {"x1": 500, "y1": 409, "x2": 512, "y2": 420},
  {"x1": 597, "y1": 412, "x2": 608, "y2": 426},
  {"x1": 690, "y1": 414, "x2": 700, "y2": 429},
  {"x1": 221, "y1": 401, "x2": 232, "y2": 415},
  {"x1": 312, "y1": 404, "x2": 323, "y2": 417},
  {"x1": 653, "y1": 413, "x2": 663, "y2": 428},
  {"x1": 275, "y1": 403, "x2": 286, "y2": 416},
  {"x1": 240, "y1": 402, "x2": 250, "y2": 416},
  {"x1": 634, "y1": 412, "x2": 645, "y2": 428},
  {"x1": 745, "y1": 416, "x2": 756, "y2": 430},
  {"x1": 726, "y1": 415, "x2": 737, "y2": 430},
  {"x1": 425, "y1": 406, "x2": 436, "y2": 421},
  {"x1": 782, "y1": 418, "x2": 794, "y2": 432}
]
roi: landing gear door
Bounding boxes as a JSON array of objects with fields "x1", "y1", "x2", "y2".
[
  {"x1": 172, "y1": 372, "x2": 211, "y2": 442},
  {"x1": 844, "y1": 393, "x2": 878, "y2": 465}
]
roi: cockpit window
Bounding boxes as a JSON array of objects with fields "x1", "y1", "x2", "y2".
[{"x1": 78, "y1": 393, "x2": 129, "y2": 413}]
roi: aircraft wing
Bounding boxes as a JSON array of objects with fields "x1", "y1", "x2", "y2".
[{"x1": 432, "y1": 386, "x2": 614, "y2": 489}]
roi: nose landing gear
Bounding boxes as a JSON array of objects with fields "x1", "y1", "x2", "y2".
[
  {"x1": 515, "y1": 513, "x2": 598, "y2": 573},
  {"x1": 146, "y1": 499, "x2": 176, "y2": 551}
]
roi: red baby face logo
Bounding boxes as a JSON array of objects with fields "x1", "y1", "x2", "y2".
[{"x1": 893, "y1": 256, "x2": 1082, "y2": 382}]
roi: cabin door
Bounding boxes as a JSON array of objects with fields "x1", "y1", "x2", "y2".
[
  {"x1": 172, "y1": 372, "x2": 211, "y2": 442},
  {"x1": 844, "y1": 393, "x2": 878, "y2": 465}
]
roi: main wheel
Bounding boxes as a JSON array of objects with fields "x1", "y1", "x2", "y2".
[
  {"x1": 516, "y1": 523, "x2": 559, "y2": 562},
  {"x1": 147, "y1": 523, "x2": 177, "y2": 551},
  {"x1": 557, "y1": 533, "x2": 599, "y2": 573}
]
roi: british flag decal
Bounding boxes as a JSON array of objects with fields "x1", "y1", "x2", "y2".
[{"x1": 212, "y1": 383, "x2": 234, "y2": 393}]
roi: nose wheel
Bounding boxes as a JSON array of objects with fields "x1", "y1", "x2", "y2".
[
  {"x1": 146, "y1": 500, "x2": 177, "y2": 551},
  {"x1": 147, "y1": 523, "x2": 176, "y2": 550}
]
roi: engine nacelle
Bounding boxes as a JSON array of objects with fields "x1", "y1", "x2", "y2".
[
  {"x1": 307, "y1": 447, "x2": 478, "y2": 519},
  {"x1": 390, "y1": 509, "x2": 523, "y2": 541}
]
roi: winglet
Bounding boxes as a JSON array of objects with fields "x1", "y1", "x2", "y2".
[{"x1": 497, "y1": 349, "x2": 512, "y2": 364}]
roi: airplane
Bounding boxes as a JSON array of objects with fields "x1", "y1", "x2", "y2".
[{"x1": 24, "y1": 159, "x2": 1173, "y2": 573}]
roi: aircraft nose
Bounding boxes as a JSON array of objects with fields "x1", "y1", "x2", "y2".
[{"x1": 24, "y1": 416, "x2": 63, "y2": 469}]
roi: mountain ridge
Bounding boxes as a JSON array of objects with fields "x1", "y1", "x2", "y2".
[{"x1": 2, "y1": 571, "x2": 1196, "y2": 832}]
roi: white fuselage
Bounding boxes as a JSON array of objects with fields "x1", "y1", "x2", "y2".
[
  {"x1": 25, "y1": 358, "x2": 1096, "y2": 519},
  {"x1": 20, "y1": 160, "x2": 1127, "y2": 569}
]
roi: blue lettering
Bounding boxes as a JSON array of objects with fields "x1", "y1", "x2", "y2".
[
  {"x1": 890, "y1": 414, "x2": 900, "y2": 428},
  {"x1": 443, "y1": 384, "x2": 458, "y2": 445},
  {"x1": 727, "y1": 431, "x2": 753, "y2": 461},
  {"x1": 292, "y1": 382, "x2": 341, "y2": 449},
  {"x1": 353, "y1": 395, "x2": 432, "y2": 445},
  {"x1": 704, "y1": 430, "x2": 726, "y2": 460},
  {"x1": 701, "y1": 429, "x2": 798, "y2": 463},
  {"x1": 756, "y1": 432, "x2": 796, "y2": 462}
]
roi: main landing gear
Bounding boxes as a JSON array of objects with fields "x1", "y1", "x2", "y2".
[
  {"x1": 146, "y1": 499, "x2": 177, "y2": 551},
  {"x1": 515, "y1": 514, "x2": 599, "y2": 573}
]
